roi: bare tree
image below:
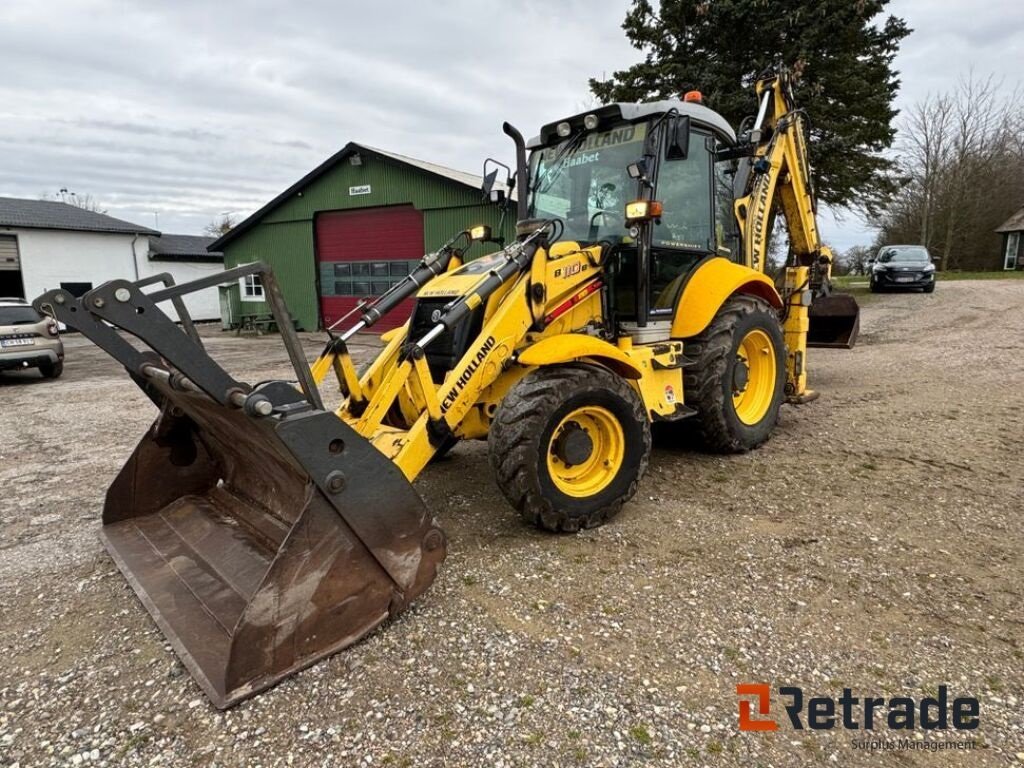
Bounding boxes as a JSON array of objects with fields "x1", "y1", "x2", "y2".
[
  {"x1": 44, "y1": 189, "x2": 107, "y2": 213},
  {"x1": 877, "y1": 74, "x2": 1024, "y2": 270},
  {"x1": 841, "y1": 245, "x2": 873, "y2": 276},
  {"x1": 900, "y1": 93, "x2": 953, "y2": 249},
  {"x1": 204, "y1": 213, "x2": 238, "y2": 237}
]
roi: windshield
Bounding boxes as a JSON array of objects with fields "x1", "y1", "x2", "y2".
[
  {"x1": 527, "y1": 123, "x2": 647, "y2": 244},
  {"x1": 879, "y1": 246, "x2": 929, "y2": 263},
  {"x1": 0, "y1": 306, "x2": 41, "y2": 325}
]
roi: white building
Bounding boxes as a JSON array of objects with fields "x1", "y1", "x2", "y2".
[{"x1": 0, "y1": 196, "x2": 223, "y2": 321}]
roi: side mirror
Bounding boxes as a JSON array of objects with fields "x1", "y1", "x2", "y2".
[
  {"x1": 481, "y1": 158, "x2": 511, "y2": 203},
  {"x1": 665, "y1": 114, "x2": 690, "y2": 161}
]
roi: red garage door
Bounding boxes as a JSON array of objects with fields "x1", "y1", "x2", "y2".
[{"x1": 315, "y1": 205, "x2": 424, "y2": 332}]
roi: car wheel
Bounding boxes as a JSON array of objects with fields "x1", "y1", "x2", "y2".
[
  {"x1": 40, "y1": 361, "x2": 63, "y2": 379},
  {"x1": 923, "y1": 282, "x2": 935, "y2": 294},
  {"x1": 869, "y1": 279, "x2": 880, "y2": 293}
]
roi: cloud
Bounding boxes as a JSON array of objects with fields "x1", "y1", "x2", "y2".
[{"x1": 0, "y1": 0, "x2": 1020, "y2": 250}]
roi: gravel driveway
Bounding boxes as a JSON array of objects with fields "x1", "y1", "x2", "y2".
[{"x1": 1, "y1": 280, "x2": 1022, "y2": 767}]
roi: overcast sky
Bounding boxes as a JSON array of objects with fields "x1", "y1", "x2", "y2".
[{"x1": 1, "y1": 0, "x2": 1022, "y2": 250}]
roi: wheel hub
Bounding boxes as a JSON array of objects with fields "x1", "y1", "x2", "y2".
[
  {"x1": 552, "y1": 422, "x2": 594, "y2": 467},
  {"x1": 732, "y1": 357, "x2": 750, "y2": 393}
]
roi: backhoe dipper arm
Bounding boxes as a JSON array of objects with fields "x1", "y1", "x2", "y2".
[
  {"x1": 731, "y1": 69, "x2": 859, "y2": 401},
  {"x1": 736, "y1": 71, "x2": 831, "y2": 279}
]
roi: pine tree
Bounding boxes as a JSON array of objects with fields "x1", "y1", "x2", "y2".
[{"x1": 591, "y1": 0, "x2": 910, "y2": 215}]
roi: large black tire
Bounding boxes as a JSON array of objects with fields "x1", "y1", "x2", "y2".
[
  {"x1": 39, "y1": 361, "x2": 63, "y2": 379},
  {"x1": 489, "y1": 364, "x2": 651, "y2": 532},
  {"x1": 869, "y1": 278, "x2": 880, "y2": 293},
  {"x1": 683, "y1": 295, "x2": 786, "y2": 454},
  {"x1": 923, "y1": 282, "x2": 935, "y2": 294}
]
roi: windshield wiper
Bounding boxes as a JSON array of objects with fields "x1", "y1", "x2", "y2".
[{"x1": 535, "y1": 131, "x2": 588, "y2": 196}]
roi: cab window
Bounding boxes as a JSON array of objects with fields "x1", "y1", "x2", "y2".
[
  {"x1": 715, "y1": 159, "x2": 741, "y2": 262},
  {"x1": 649, "y1": 129, "x2": 713, "y2": 314}
]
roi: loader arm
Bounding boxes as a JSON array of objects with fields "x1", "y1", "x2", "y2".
[{"x1": 731, "y1": 69, "x2": 860, "y2": 400}]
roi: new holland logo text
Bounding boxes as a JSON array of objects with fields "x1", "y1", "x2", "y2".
[
  {"x1": 440, "y1": 336, "x2": 496, "y2": 413},
  {"x1": 737, "y1": 684, "x2": 979, "y2": 732},
  {"x1": 751, "y1": 178, "x2": 771, "y2": 269}
]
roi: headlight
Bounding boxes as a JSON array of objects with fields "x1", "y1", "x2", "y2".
[{"x1": 923, "y1": 263, "x2": 935, "y2": 272}]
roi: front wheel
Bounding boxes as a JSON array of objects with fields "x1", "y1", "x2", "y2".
[
  {"x1": 40, "y1": 361, "x2": 63, "y2": 379},
  {"x1": 489, "y1": 364, "x2": 651, "y2": 532},
  {"x1": 683, "y1": 295, "x2": 786, "y2": 453}
]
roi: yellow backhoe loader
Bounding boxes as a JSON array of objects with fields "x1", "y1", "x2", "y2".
[{"x1": 36, "y1": 66, "x2": 858, "y2": 708}]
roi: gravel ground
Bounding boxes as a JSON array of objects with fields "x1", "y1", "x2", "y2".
[{"x1": 1, "y1": 280, "x2": 1022, "y2": 767}]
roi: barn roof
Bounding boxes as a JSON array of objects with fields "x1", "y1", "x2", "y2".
[
  {"x1": 995, "y1": 205, "x2": 1024, "y2": 234},
  {"x1": 0, "y1": 196, "x2": 159, "y2": 236},
  {"x1": 208, "y1": 143, "x2": 489, "y2": 252},
  {"x1": 149, "y1": 234, "x2": 222, "y2": 262}
]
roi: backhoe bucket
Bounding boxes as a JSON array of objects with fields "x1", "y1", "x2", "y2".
[
  {"x1": 807, "y1": 293, "x2": 860, "y2": 349},
  {"x1": 33, "y1": 267, "x2": 446, "y2": 709},
  {"x1": 103, "y1": 383, "x2": 445, "y2": 708}
]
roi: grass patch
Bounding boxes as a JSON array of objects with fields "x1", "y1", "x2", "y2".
[
  {"x1": 834, "y1": 270, "x2": 1023, "y2": 288},
  {"x1": 629, "y1": 724, "x2": 653, "y2": 746},
  {"x1": 518, "y1": 695, "x2": 535, "y2": 708},
  {"x1": 114, "y1": 732, "x2": 150, "y2": 761},
  {"x1": 707, "y1": 740, "x2": 723, "y2": 754},
  {"x1": 985, "y1": 674, "x2": 1003, "y2": 692},
  {"x1": 937, "y1": 270, "x2": 1024, "y2": 281}
]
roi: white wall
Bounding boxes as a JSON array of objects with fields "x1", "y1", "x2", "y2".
[
  {"x1": 136, "y1": 246, "x2": 223, "y2": 321},
  {"x1": 15, "y1": 228, "x2": 138, "y2": 301},
  {"x1": 10, "y1": 228, "x2": 223, "y2": 322}
]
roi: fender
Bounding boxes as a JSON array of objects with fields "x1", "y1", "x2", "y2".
[
  {"x1": 671, "y1": 258, "x2": 783, "y2": 339},
  {"x1": 517, "y1": 334, "x2": 643, "y2": 380}
]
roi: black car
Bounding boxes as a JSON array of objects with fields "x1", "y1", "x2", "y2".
[{"x1": 869, "y1": 245, "x2": 937, "y2": 293}]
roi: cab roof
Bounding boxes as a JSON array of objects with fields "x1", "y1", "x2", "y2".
[{"x1": 530, "y1": 100, "x2": 736, "y2": 148}]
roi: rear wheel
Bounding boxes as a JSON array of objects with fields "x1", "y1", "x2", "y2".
[
  {"x1": 683, "y1": 295, "x2": 786, "y2": 453},
  {"x1": 489, "y1": 364, "x2": 650, "y2": 532},
  {"x1": 40, "y1": 361, "x2": 63, "y2": 379}
]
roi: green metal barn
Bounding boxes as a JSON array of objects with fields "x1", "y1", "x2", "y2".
[{"x1": 209, "y1": 143, "x2": 515, "y2": 332}]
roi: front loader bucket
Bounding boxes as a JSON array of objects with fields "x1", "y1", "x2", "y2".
[
  {"x1": 103, "y1": 387, "x2": 445, "y2": 708},
  {"x1": 33, "y1": 267, "x2": 446, "y2": 708},
  {"x1": 807, "y1": 293, "x2": 860, "y2": 349}
]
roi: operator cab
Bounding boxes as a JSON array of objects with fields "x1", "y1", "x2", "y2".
[{"x1": 522, "y1": 98, "x2": 740, "y2": 340}]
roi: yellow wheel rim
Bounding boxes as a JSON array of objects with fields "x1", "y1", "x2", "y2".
[
  {"x1": 732, "y1": 329, "x2": 777, "y2": 426},
  {"x1": 546, "y1": 406, "x2": 625, "y2": 498}
]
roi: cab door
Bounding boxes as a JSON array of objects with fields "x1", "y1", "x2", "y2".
[{"x1": 647, "y1": 128, "x2": 716, "y2": 317}]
